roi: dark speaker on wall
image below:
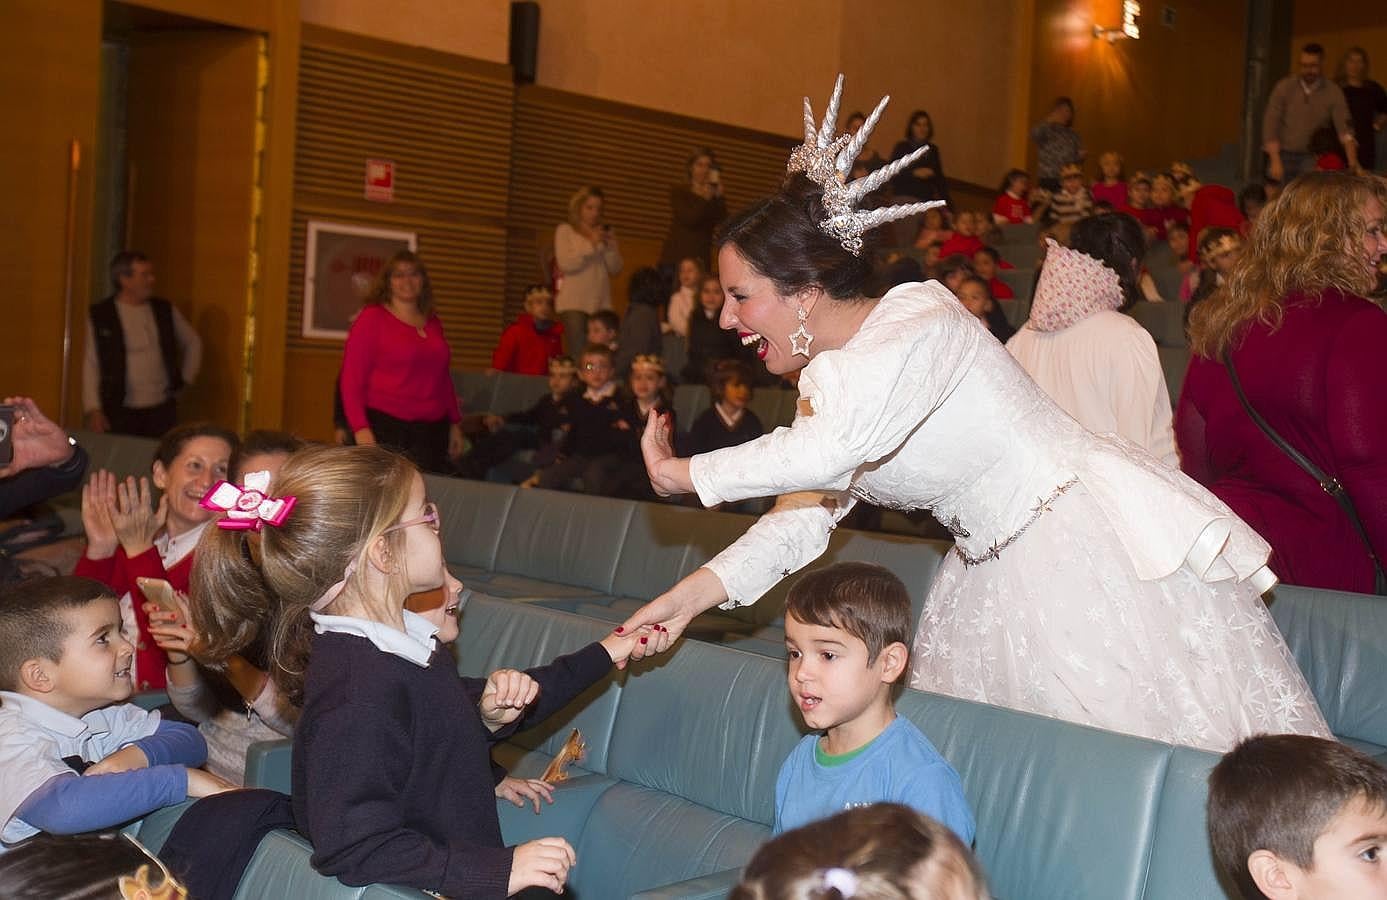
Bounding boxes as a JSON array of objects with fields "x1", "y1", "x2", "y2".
[{"x1": 510, "y1": 1, "x2": 539, "y2": 84}]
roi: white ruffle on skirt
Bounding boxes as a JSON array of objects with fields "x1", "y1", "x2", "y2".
[{"x1": 909, "y1": 481, "x2": 1331, "y2": 753}]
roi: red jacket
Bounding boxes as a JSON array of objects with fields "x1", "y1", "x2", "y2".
[
  {"x1": 75, "y1": 546, "x2": 193, "y2": 691},
  {"x1": 491, "y1": 314, "x2": 565, "y2": 375}
]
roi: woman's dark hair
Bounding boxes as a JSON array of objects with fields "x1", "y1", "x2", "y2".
[
  {"x1": 1068, "y1": 213, "x2": 1148, "y2": 307},
  {"x1": 627, "y1": 267, "x2": 667, "y2": 307},
  {"x1": 905, "y1": 110, "x2": 933, "y2": 144},
  {"x1": 230, "y1": 430, "x2": 305, "y2": 483},
  {"x1": 687, "y1": 147, "x2": 717, "y2": 179},
  {"x1": 717, "y1": 174, "x2": 874, "y2": 301},
  {"x1": 153, "y1": 423, "x2": 240, "y2": 470}
]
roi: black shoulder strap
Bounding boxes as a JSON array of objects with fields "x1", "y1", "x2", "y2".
[{"x1": 1224, "y1": 355, "x2": 1386, "y2": 595}]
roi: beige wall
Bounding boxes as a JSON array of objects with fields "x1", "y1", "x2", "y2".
[{"x1": 299, "y1": 0, "x2": 510, "y2": 63}]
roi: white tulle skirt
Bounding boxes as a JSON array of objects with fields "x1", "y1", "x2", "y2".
[{"x1": 908, "y1": 482, "x2": 1331, "y2": 753}]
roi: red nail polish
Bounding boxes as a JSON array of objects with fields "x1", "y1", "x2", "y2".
[
  {"x1": 640, "y1": 636, "x2": 648, "y2": 644},
  {"x1": 614, "y1": 626, "x2": 624, "y2": 634}
]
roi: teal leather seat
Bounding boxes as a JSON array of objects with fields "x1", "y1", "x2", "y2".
[
  {"x1": 486, "y1": 488, "x2": 634, "y2": 598},
  {"x1": 672, "y1": 384, "x2": 712, "y2": 432},
  {"x1": 491, "y1": 371, "x2": 551, "y2": 415}
]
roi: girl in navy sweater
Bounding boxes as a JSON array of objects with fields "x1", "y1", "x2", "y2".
[{"x1": 192, "y1": 445, "x2": 640, "y2": 897}]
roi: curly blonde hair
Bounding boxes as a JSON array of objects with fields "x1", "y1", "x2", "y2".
[{"x1": 1188, "y1": 172, "x2": 1387, "y2": 360}]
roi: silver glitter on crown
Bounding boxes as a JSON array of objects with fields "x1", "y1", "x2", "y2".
[{"x1": 786, "y1": 74, "x2": 947, "y2": 256}]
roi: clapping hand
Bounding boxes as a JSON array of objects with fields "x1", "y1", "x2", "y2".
[
  {"x1": 0, "y1": 397, "x2": 74, "y2": 479},
  {"x1": 479, "y1": 669, "x2": 539, "y2": 732},
  {"x1": 109, "y1": 475, "x2": 167, "y2": 558},
  {"x1": 81, "y1": 470, "x2": 120, "y2": 560}
]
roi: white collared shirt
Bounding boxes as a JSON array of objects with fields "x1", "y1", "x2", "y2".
[
  {"x1": 309, "y1": 609, "x2": 440, "y2": 668},
  {"x1": 582, "y1": 381, "x2": 618, "y2": 404},
  {"x1": 0, "y1": 693, "x2": 160, "y2": 847}
]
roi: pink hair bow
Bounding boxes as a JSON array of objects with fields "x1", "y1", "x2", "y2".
[{"x1": 200, "y1": 470, "x2": 296, "y2": 531}]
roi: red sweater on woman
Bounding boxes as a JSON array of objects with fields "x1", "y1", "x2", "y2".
[
  {"x1": 340, "y1": 305, "x2": 462, "y2": 433},
  {"x1": 1175, "y1": 289, "x2": 1387, "y2": 592}
]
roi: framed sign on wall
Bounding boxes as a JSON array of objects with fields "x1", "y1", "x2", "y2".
[{"x1": 302, "y1": 220, "x2": 417, "y2": 340}]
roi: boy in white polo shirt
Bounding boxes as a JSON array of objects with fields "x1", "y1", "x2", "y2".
[
  {"x1": 774, "y1": 563, "x2": 975, "y2": 845},
  {"x1": 0, "y1": 576, "x2": 232, "y2": 850}
]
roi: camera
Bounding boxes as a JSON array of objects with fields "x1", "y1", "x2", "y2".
[{"x1": 0, "y1": 405, "x2": 12, "y2": 467}]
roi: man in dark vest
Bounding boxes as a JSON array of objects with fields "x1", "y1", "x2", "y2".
[{"x1": 83, "y1": 252, "x2": 202, "y2": 437}]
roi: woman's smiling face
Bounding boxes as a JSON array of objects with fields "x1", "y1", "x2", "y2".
[
  {"x1": 716, "y1": 244, "x2": 806, "y2": 375},
  {"x1": 153, "y1": 436, "x2": 233, "y2": 536}
]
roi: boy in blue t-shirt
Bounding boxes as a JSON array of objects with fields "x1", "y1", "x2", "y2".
[
  {"x1": 773, "y1": 563, "x2": 975, "y2": 844},
  {"x1": 0, "y1": 577, "x2": 232, "y2": 850}
]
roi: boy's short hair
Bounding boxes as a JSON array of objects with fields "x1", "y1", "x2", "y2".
[
  {"x1": 589, "y1": 310, "x2": 619, "y2": 333},
  {"x1": 1167, "y1": 220, "x2": 1190, "y2": 237},
  {"x1": 523, "y1": 283, "x2": 553, "y2": 300},
  {"x1": 579, "y1": 343, "x2": 614, "y2": 363},
  {"x1": 1208, "y1": 734, "x2": 1387, "y2": 900},
  {"x1": 707, "y1": 359, "x2": 754, "y2": 401},
  {"x1": 1060, "y1": 163, "x2": 1083, "y2": 179},
  {"x1": 0, "y1": 577, "x2": 116, "y2": 691},
  {"x1": 785, "y1": 562, "x2": 910, "y2": 665},
  {"x1": 974, "y1": 245, "x2": 1001, "y2": 263},
  {"x1": 548, "y1": 355, "x2": 576, "y2": 376},
  {"x1": 958, "y1": 274, "x2": 993, "y2": 299}
]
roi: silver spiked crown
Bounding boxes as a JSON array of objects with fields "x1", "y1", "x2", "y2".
[{"x1": 786, "y1": 74, "x2": 947, "y2": 256}]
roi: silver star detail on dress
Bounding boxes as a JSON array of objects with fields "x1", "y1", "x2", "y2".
[{"x1": 785, "y1": 74, "x2": 947, "y2": 256}]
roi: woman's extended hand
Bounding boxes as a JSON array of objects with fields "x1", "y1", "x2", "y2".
[
  {"x1": 642, "y1": 409, "x2": 691, "y2": 497},
  {"x1": 614, "y1": 568, "x2": 729, "y2": 664},
  {"x1": 81, "y1": 470, "x2": 119, "y2": 560}
]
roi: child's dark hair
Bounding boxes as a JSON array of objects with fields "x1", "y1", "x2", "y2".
[
  {"x1": 589, "y1": 309, "x2": 619, "y2": 333},
  {"x1": 731, "y1": 803, "x2": 988, "y2": 900},
  {"x1": 230, "y1": 430, "x2": 304, "y2": 483},
  {"x1": 958, "y1": 275, "x2": 992, "y2": 300},
  {"x1": 153, "y1": 423, "x2": 239, "y2": 470},
  {"x1": 627, "y1": 267, "x2": 667, "y2": 308},
  {"x1": 524, "y1": 283, "x2": 552, "y2": 298},
  {"x1": 1166, "y1": 220, "x2": 1190, "y2": 238},
  {"x1": 786, "y1": 563, "x2": 910, "y2": 664},
  {"x1": 718, "y1": 174, "x2": 874, "y2": 302},
  {"x1": 580, "y1": 343, "x2": 615, "y2": 364},
  {"x1": 1237, "y1": 183, "x2": 1268, "y2": 218},
  {"x1": 1068, "y1": 213, "x2": 1148, "y2": 306},
  {"x1": 935, "y1": 254, "x2": 976, "y2": 285},
  {"x1": 708, "y1": 359, "x2": 754, "y2": 402},
  {"x1": 0, "y1": 832, "x2": 186, "y2": 899},
  {"x1": 999, "y1": 168, "x2": 1029, "y2": 193},
  {"x1": 0, "y1": 577, "x2": 114, "y2": 692},
  {"x1": 974, "y1": 246, "x2": 1001, "y2": 264},
  {"x1": 1208, "y1": 734, "x2": 1387, "y2": 900},
  {"x1": 191, "y1": 445, "x2": 418, "y2": 705}
]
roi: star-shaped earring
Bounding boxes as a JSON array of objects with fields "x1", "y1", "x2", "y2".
[{"x1": 789, "y1": 305, "x2": 814, "y2": 358}]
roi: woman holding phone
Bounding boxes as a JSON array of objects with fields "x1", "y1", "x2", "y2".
[{"x1": 554, "y1": 186, "x2": 623, "y2": 357}]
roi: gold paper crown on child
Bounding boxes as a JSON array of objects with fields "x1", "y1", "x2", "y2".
[
  {"x1": 785, "y1": 74, "x2": 946, "y2": 256},
  {"x1": 548, "y1": 355, "x2": 577, "y2": 375},
  {"x1": 1198, "y1": 232, "x2": 1243, "y2": 264},
  {"x1": 630, "y1": 354, "x2": 665, "y2": 375}
]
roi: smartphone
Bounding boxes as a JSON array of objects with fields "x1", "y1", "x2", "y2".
[
  {"x1": 0, "y1": 405, "x2": 12, "y2": 467},
  {"x1": 136, "y1": 577, "x2": 180, "y2": 614}
]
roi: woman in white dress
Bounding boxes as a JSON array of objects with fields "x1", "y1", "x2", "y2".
[
  {"x1": 618, "y1": 78, "x2": 1329, "y2": 753},
  {"x1": 1006, "y1": 214, "x2": 1178, "y2": 467}
]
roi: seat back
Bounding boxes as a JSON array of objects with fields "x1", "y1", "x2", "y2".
[
  {"x1": 492, "y1": 488, "x2": 635, "y2": 592},
  {"x1": 452, "y1": 369, "x2": 498, "y2": 413},
  {"x1": 491, "y1": 372, "x2": 551, "y2": 415},
  {"x1": 672, "y1": 383, "x2": 711, "y2": 431},
  {"x1": 425, "y1": 474, "x2": 517, "y2": 571}
]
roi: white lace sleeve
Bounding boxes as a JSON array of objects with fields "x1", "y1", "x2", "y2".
[
  {"x1": 704, "y1": 492, "x2": 857, "y2": 608},
  {"x1": 690, "y1": 290, "x2": 979, "y2": 506}
]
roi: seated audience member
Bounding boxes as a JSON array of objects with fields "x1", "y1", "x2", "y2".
[
  {"x1": 1184, "y1": 227, "x2": 1244, "y2": 308},
  {"x1": 1045, "y1": 163, "x2": 1094, "y2": 225},
  {"x1": 1239, "y1": 183, "x2": 1269, "y2": 227},
  {"x1": 0, "y1": 576, "x2": 232, "y2": 851},
  {"x1": 614, "y1": 268, "x2": 666, "y2": 376},
  {"x1": 937, "y1": 211, "x2": 985, "y2": 259},
  {"x1": 604, "y1": 355, "x2": 675, "y2": 500},
  {"x1": 922, "y1": 240, "x2": 945, "y2": 276},
  {"x1": 490, "y1": 285, "x2": 564, "y2": 376},
  {"x1": 1092, "y1": 151, "x2": 1129, "y2": 209},
  {"x1": 684, "y1": 360, "x2": 763, "y2": 457},
  {"x1": 663, "y1": 258, "x2": 703, "y2": 337},
  {"x1": 144, "y1": 431, "x2": 303, "y2": 784},
  {"x1": 528, "y1": 344, "x2": 624, "y2": 493},
  {"x1": 1124, "y1": 172, "x2": 1162, "y2": 239},
  {"x1": 735, "y1": 803, "x2": 988, "y2": 900},
  {"x1": 773, "y1": 564, "x2": 975, "y2": 844},
  {"x1": 936, "y1": 255, "x2": 976, "y2": 297},
  {"x1": 75, "y1": 424, "x2": 237, "y2": 691},
  {"x1": 1007, "y1": 215, "x2": 1177, "y2": 467},
  {"x1": 993, "y1": 169, "x2": 1034, "y2": 224},
  {"x1": 973, "y1": 246, "x2": 1014, "y2": 300},
  {"x1": 1187, "y1": 184, "x2": 1248, "y2": 264},
  {"x1": 870, "y1": 256, "x2": 926, "y2": 298},
  {"x1": 1208, "y1": 734, "x2": 1387, "y2": 900},
  {"x1": 0, "y1": 397, "x2": 88, "y2": 521},
  {"x1": 1149, "y1": 172, "x2": 1191, "y2": 240},
  {"x1": 1311, "y1": 126, "x2": 1348, "y2": 171},
  {"x1": 586, "y1": 310, "x2": 619, "y2": 352},
  {"x1": 684, "y1": 274, "x2": 754, "y2": 385},
  {"x1": 912, "y1": 206, "x2": 953, "y2": 250},
  {"x1": 458, "y1": 356, "x2": 578, "y2": 483},
  {"x1": 957, "y1": 275, "x2": 1015, "y2": 344}
]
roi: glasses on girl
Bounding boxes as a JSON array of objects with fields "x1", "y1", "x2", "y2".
[{"x1": 383, "y1": 501, "x2": 440, "y2": 535}]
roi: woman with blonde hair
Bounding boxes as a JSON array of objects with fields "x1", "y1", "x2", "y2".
[
  {"x1": 339, "y1": 250, "x2": 463, "y2": 474},
  {"x1": 554, "y1": 185, "x2": 623, "y2": 357},
  {"x1": 1177, "y1": 172, "x2": 1387, "y2": 593}
]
